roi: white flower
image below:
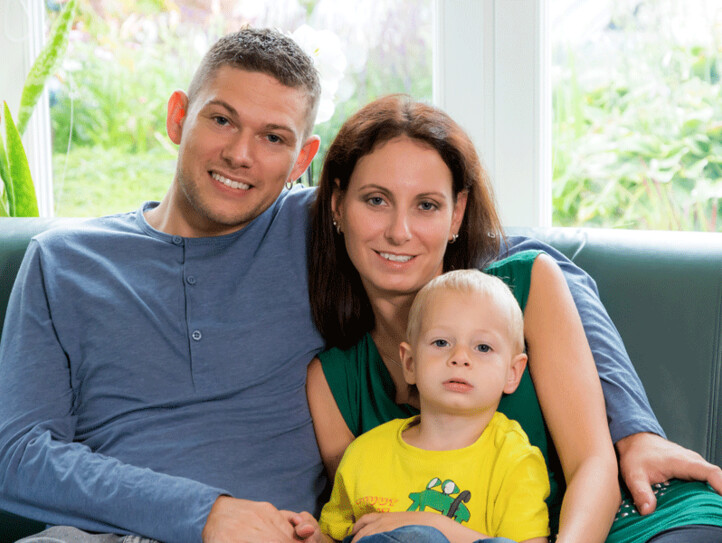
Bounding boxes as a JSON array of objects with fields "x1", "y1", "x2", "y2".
[{"x1": 291, "y1": 25, "x2": 347, "y2": 124}]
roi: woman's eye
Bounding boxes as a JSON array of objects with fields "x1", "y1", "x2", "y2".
[
  {"x1": 475, "y1": 344, "x2": 491, "y2": 353},
  {"x1": 419, "y1": 201, "x2": 438, "y2": 211},
  {"x1": 433, "y1": 339, "x2": 449, "y2": 348},
  {"x1": 367, "y1": 196, "x2": 385, "y2": 206}
]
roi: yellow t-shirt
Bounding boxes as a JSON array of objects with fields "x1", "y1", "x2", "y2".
[{"x1": 319, "y1": 412, "x2": 550, "y2": 542}]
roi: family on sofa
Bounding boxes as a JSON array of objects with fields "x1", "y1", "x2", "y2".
[{"x1": 1, "y1": 27, "x2": 721, "y2": 543}]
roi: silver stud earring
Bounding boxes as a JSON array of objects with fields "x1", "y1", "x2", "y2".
[
  {"x1": 333, "y1": 219, "x2": 342, "y2": 235},
  {"x1": 448, "y1": 233, "x2": 458, "y2": 244}
]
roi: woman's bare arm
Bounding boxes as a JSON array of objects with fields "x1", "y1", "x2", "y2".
[
  {"x1": 524, "y1": 254, "x2": 620, "y2": 543},
  {"x1": 306, "y1": 358, "x2": 355, "y2": 479}
]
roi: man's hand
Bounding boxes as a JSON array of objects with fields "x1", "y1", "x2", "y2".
[
  {"x1": 282, "y1": 511, "x2": 331, "y2": 542},
  {"x1": 616, "y1": 432, "x2": 722, "y2": 515},
  {"x1": 202, "y1": 496, "x2": 297, "y2": 542}
]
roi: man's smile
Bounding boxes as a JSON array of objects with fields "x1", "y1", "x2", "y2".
[{"x1": 211, "y1": 171, "x2": 251, "y2": 191}]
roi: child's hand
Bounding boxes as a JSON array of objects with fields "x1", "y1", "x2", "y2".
[
  {"x1": 351, "y1": 512, "x2": 434, "y2": 542},
  {"x1": 282, "y1": 510, "x2": 331, "y2": 542}
]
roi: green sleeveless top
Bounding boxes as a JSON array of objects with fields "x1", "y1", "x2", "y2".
[{"x1": 319, "y1": 250, "x2": 722, "y2": 541}]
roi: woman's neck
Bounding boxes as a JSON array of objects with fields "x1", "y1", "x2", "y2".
[{"x1": 368, "y1": 292, "x2": 416, "y2": 405}]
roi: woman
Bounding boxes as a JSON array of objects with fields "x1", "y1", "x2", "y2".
[{"x1": 306, "y1": 95, "x2": 722, "y2": 543}]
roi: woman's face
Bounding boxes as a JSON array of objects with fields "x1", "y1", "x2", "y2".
[{"x1": 332, "y1": 136, "x2": 467, "y2": 300}]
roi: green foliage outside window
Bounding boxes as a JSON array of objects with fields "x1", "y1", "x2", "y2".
[{"x1": 552, "y1": 2, "x2": 721, "y2": 232}]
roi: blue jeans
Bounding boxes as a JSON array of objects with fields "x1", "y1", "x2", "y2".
[
  {"x1": 16, "y1": 526, "x2": 159, "y2": 543},
  {"x1": 346, "y1": 525, "x2": 517, "y2": 543}
]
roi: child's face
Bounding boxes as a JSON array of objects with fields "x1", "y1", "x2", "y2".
[{"x1": 401, "y1": 289, "x2": 526, "y2": 417}]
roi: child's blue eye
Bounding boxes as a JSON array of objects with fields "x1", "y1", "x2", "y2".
[
  {"x1": 476, "y1": 344, "x2": 491, "y2": 353},
  {"x1": 433, "y1": 339, "x2": 449, "y2": 347}
]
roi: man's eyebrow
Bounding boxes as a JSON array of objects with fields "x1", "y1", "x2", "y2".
[{"x1": 203, "y1": 100, "x2": 298, "y2": 140}]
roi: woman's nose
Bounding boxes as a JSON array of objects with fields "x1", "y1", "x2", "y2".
[{"x1": 385, "y1": 209, "x2": 412, "y2": 245}]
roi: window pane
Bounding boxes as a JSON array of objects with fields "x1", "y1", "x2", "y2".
[
  {"x1": 552, "y1": 0, "x2": 722, "y2": 232},
  {"x1": 49, "y1": 0, "x2": 432, "y2": 217}
]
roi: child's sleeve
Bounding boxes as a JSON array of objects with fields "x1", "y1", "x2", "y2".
[
  {"x1": 319, "y1": 453, "x2": 357, "y2": 542},
  {"x1": 493, "y1": 446, "x2": 551, "y2": 542}
]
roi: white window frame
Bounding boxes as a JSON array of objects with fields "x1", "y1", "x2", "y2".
[
  {"x1": 2, "y1": 0, "x2": 54, "y2": 216},
  {"x1": 433, "y1": 0, "x2": 551, "y2": 228},
  {"x1": 8, "y1": 0, "x2": 550, "y2": 224}
]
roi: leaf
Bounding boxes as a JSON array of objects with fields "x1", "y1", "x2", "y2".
[
  {"x1": 3, "y1": 102, "x2": 38, "y2": 217},
  {"x1": 16, "y1": 0, "x2": 78, "y2": 136},
  {"x1": 0, "y1": 111, "x2": 10, "y2": 200}
]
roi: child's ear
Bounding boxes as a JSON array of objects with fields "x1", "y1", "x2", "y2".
[
  {"x1": 503, "y1": 353, "x2": 528, "y2": 394},
  {"x1": 399, "y1": 342, "x2": 416, "y2": 385}
]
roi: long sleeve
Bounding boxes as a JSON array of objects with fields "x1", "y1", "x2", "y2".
[
  {"x1": 0, "y1": 241, "x2": 223, "y2": 543},
  {"x1": 503, "y1": 235, "x2": 665, "y2": 442}
]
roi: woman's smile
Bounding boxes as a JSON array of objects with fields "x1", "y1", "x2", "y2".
[{"x1": 333, "y1": 136, "x2": 466, "y2": 299}]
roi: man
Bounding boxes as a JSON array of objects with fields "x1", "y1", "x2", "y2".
[
  {"x1": 0, "y1": 26, "x2": 719, "y2": 543},
  {"x1": 0, "y1": 28, "x2": 324, "y2": 543}
]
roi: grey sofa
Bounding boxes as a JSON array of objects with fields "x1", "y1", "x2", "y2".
[{"x1": 1, "y1": 217, "x2": 721, "y2": 542}]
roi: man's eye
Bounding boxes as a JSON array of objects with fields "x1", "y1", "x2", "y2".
[
  {"x1": 476, "y1": 344, "x2": 491, "y2": 353},
  {"x1": 267, "y1": 134, "x2": 282, "y2": 143},
  {"x1": 213, "y1": 116, "x2": 229, "y2": 126},
  {"x1": 433, "y1": 339, "x2": 449, "y2": 347}
]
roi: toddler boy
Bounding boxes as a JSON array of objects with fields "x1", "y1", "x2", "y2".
[{"x1": 318, "y1": 269, "x2": 550, "y2": 543}]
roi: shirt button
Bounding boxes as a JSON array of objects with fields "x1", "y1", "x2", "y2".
[
  {"x1": 172, "y1": 235, "x2": 183, "y2": 245},
  {"x1": 191, "y1": 330, "x2": 202, "y2": 341},
  {"x1": 186, "y1": 275, "x2": 196, "y2": 285}
]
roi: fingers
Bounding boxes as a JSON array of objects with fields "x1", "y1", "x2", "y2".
[
  {"x1": 623, "y1": 470, "x2": 657, "y2": 516},
  {"x1": 707, "y1": 466, "x2": 722, "y2": 495},
  {"x1": 282, "y1": 510, "x2": 320, "y2": 541}
]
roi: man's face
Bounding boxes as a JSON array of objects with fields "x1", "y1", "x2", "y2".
[{"x1": 166, "y1": 67, "x2": 317, "y2": 237}]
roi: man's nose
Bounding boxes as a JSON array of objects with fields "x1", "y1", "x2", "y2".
[{"x1": 221, "y1": 131, "x2": 254, "y2": 168}]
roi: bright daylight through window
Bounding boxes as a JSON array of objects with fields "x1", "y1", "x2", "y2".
[
  {"x1": 552, "y1": 0, "x2": 722, "y2": 232},
  {"x1": 36, "y1": 0, "x2": 432, "y2": 217}
]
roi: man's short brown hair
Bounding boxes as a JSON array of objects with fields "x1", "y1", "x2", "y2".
[{"x1": 187, "y1": 27, "x2": 321, "y2": 138}]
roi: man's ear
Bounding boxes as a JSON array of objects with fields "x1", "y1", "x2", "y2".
[
  {"x1": 288, "y1": 135, "x2": 321, "y2": 182},
  {"x1": 400, "y1": 342, "x2": 417, "y2": 386},
  {"x1": 166, "y1": 90, "x2": 189, "y2": 145},
  {"x1": 503, "y1": 353, "x2": 528, "y2": 394}
]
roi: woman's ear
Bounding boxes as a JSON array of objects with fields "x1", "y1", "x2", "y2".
[
  {"x1": 166, "y1": 90, "x2": 189, "y2": 145},
  {"x1": 331, "y1": 178, "x2": 343, "y2": 222},
  {"x1": 399, "y1": 341, "x2": 417, "y2": 386},
  {"x1": 503, "y1": 353, "x2": 528, "y2": 394},
  {"x1": 450, "y1": 189, "x2": 469, "y2": 237}
]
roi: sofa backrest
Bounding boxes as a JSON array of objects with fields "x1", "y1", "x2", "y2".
[
  {"x1": 0, "y1": 219, "x2": 720, "y2": 464},
  {"x1": 508, "y1": 226, "x2": 722, "y2": 467}
]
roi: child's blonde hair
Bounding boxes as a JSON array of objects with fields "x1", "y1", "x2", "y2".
[{"x1": 406, "y1": 269, "x2": 525, "y2": 353}]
